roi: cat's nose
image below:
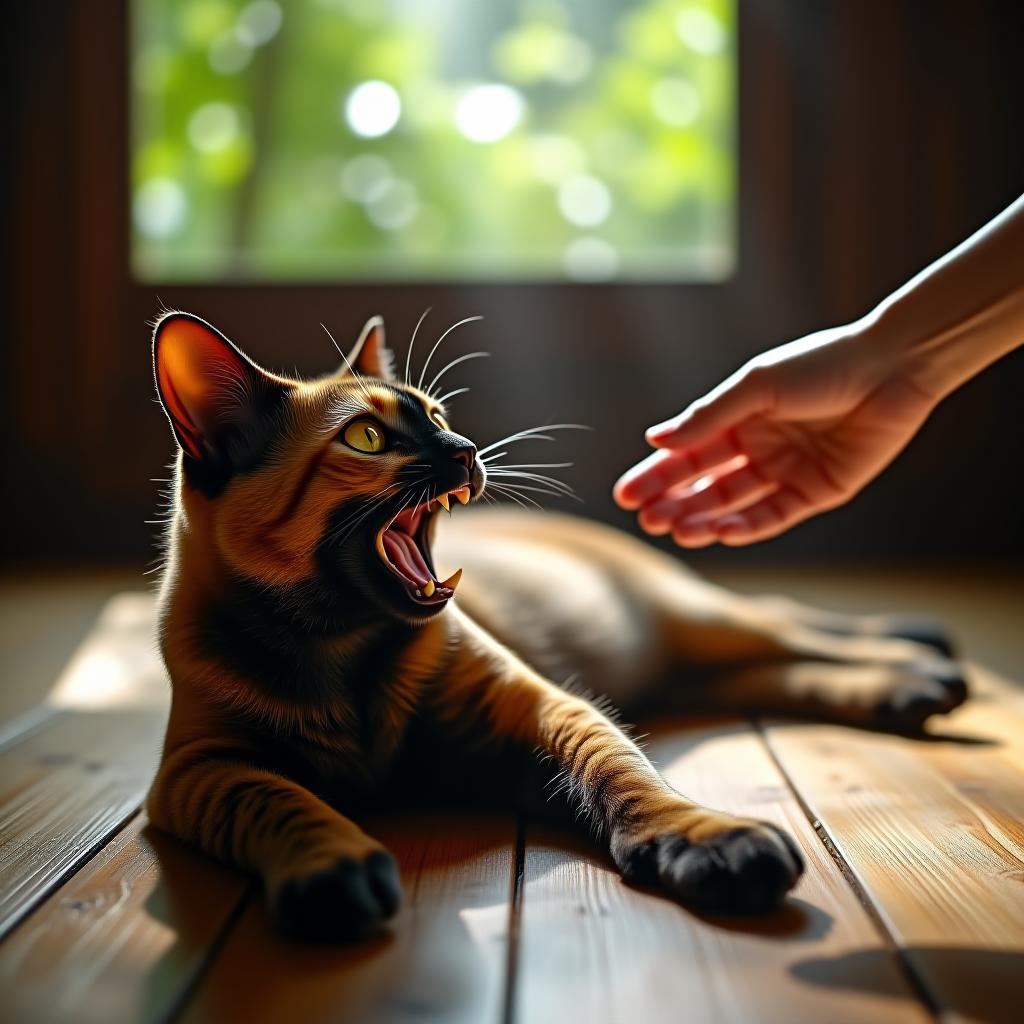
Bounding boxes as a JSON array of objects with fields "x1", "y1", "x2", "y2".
[{"x1": 450, "y1": 445, "x2": 476, "y2": 471}]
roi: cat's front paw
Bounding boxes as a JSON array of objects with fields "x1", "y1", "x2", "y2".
[
  {"x1": 616, "y1": 821, "x2": 804, "y2": 914},
  {"x1": 271, "y1": 849, "x2": 402, "y2": 942}
]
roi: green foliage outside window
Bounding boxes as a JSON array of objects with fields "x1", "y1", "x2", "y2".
[{"x1": 132, "y1": 0, "x2": 735, "y2": 281}]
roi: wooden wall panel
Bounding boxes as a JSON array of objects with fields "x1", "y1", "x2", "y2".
[{"x1": 3, "y1": 1, "x2": 1023, "y2": 567}]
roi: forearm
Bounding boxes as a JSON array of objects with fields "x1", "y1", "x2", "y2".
[{"x1": 857, "y1": 193, "x2": 1024, "y2": 400}]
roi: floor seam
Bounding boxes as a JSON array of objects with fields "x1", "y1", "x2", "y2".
[
  {"x1": 500, "y1": 814, "x2": 527, "y2": 1024},
  {"x1": 161, "y1": 881, "x2": 255, "y2": 1024},
  {"x1": 753, "y1": 718, "x2": 944, "y2": 1023}
]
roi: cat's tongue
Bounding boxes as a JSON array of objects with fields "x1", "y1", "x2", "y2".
[{"x1": 381, "y1": 529, "x2": 432, "y2": 587}]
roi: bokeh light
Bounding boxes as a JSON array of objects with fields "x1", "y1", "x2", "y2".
[
  {"x1": 558, "y1": 174, "x2": 613, "y2": 228},
  {"x1": 340, "y1": 154, "x2": 392, "y2": 202},
  {"x1": 455, "y1": 84, "x2": 524, "y2": 144},
  {"x1": 187, "y1": 102, "x2": 239, "y2": 152},
  {"x1": 134, "y1": 177, "x2": 188, "y2": 238},
  {"x1": 235, "y1": 0, "x2": 281, "y2": 46},
  {"x1": 651, "y1": 77, "x2": 701, "y2": 126},
  {"x1": 563, "y1": 237, "x2": 620, "y2": 280},
  {"x1": 344, "y1": 81, "x2": 402, "y2": 138},
  {"x1": 676, "y1": 6, "x2": 727, "y2": 54}
]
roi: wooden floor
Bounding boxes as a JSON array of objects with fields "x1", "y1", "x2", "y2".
[{"x1": 0, "y1": 571, "x2": 1022, "y2": 1024}]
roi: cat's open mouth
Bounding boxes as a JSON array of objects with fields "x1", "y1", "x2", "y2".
[{"x1": 375, "y1": 485, "x2": 472, "y2": 604}]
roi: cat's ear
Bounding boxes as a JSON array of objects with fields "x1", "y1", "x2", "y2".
[
  {"x1": 152, "y1": 312, "x2": 289, "y2": 465},
  {"x1": 343, "y1": 316, "x2": 397, "y2": 381}
]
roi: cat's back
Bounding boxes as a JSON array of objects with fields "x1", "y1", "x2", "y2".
[{"x1": 434, "y1": 508, "x2": 691, "y2": 703}]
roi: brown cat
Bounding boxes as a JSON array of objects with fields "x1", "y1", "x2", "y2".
[{"x1": 147, "y1": 311, "x2": 966, "y2": 941}]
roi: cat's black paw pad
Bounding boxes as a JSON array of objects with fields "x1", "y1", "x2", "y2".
[
  {"x1": 875, "y1": 661, "x2": 968, "y2": 731},
  {"x1": 273, "y1": 849, "x2": 402, "y2": 942},
  {"x1": 872, "y1": 615, "x2": 958, "y2": 659},
  {"x1": 624, "y1": 823, "x2": 804, "y2": 914}
]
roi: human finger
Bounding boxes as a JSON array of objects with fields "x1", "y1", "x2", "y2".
[
  {"x1": 639, "y1": 464, "x2": 777, "y2": 533},
  {"x1": 645, "y1": 368, "x2": 771, "y2": 451},
  {"x1": 708, "y1": 488, "x2": 813, "y2": 545},
  {"x1": 613, "y1": 435, "x2": 742, "y2": 510}
]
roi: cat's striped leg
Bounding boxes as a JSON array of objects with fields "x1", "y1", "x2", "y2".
[
  {"x1": 147, "y1": 744, "x2": 401, "y2": 942},
  {"x1": 436, "y1": 606, "x2": 804, "y2": 913}
]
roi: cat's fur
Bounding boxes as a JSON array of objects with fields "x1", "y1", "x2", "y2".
[{"x1": 147, "y1": 311, "x2": 967, "y2": 941}]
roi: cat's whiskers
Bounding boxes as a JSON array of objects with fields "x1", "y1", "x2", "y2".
[
  {"x1": 476, "y1": 425, "x2": 587, "y2": 509},
  {"x1": 416, "y1": 316, "x2": 484, "y2": 392},
  {"x1": 327, "y1": 479, "x2": 428, "y2": 549},
  {"x1": 486, "y1": 482, "x2": 543, "y2": 511},
  {"x1": 485, "y1": 469, "x2": 578, "y2": 498},
  {"x1": 325, "y1": 475, "x2": 423, "y2": 544},
  {"x1": 322, "y1": 324, "x2": 374, "y2": 402},
  {"x1": 482, "y1": 461, "x2": 574, "y2": 470},
  {"x1": 435, "y1": 387, "x2": 470, "y2": 406},
  {"x1": 327, "y1": 464, "x2": 434, "y2": 545},
  {"x1": 424, "y1": 352, "x2": 490, "y2": 400},
  {"x1": 489, "y1": 479, "x2": 580, "y2": 502},
  {"x1": 486, "y1": 464, "x2": 576, "y2": 487},
  {"x1": 477, "y1": 423, "x2": 591, "y2": 459},
  {"x1": 404, "y1": 308, "x2": 431, "y2": 388}
]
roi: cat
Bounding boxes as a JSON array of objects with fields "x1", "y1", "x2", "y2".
[{"x1": 146, "y1": 310, "x2": 967, "y2": 941}]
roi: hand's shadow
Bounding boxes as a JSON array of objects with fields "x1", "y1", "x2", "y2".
[{"x1": 791, "y1": 947, "x2": 1023, "y2": 1024}]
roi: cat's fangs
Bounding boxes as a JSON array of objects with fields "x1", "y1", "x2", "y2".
[{"x1": 375, "y1": 486, "x2": 471, "y2": 602}]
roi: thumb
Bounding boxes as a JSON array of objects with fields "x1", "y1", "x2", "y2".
[{"x1": 646, "y1": 367, "x2": 772, "y2": 450}]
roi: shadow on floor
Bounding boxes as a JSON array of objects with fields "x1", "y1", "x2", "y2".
[{"x1": 791, "y1": 947, "x2": 1023, "y2": 1024}]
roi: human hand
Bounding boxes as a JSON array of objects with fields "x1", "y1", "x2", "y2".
[{"x1": 614, "y1": 324, "x2": 939, "y2": 546}]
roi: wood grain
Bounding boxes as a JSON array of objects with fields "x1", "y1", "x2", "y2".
[
  {"x1": 5, "y1": 581, "x2": 1022, "y2": 1023},
  {"x1": 179, "y1": 815, "x2": 516, "y2": 1024},
  {"x1": 0, "y1": 814, "x2": 248, "y2": 1024},
  {"x1": 513, "y1": 716, "x2": 929, "y2": 1024},
  {"x1": 763, "y1": 665, "x2": 1024, "y2": 1024},
  {"x1": 0, "y1": 708, "x2": 166, "y2": 938}
]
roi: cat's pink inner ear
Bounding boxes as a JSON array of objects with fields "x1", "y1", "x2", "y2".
[
  {"x1": 154, "y1": 314, "x2": 255, "y2": 460},
  {"x1": 347, "y1": 316, "x2": 396, "y2": 381}
]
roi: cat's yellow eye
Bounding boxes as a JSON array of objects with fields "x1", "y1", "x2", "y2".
[
  {"x1": 431, "y1": 410, "x2": 450, "y2": 430},
  {"x1": 343, "y1": 418, "x2": 386, "y2": 454}
]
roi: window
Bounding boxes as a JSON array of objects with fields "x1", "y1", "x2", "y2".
[{"x1": 132, "y1": 0, "x2": 736, "y2": 282}]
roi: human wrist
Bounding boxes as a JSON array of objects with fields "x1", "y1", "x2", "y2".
[
  {"x1": 851, "y1": 300, "x2": 967, "y2": 405},
  {"x1": 856, "y1": 271, "x2": 1024, "y2": 404},
  {"x1": 831, "y1": 310, "x2": 938, "y2": 402}
]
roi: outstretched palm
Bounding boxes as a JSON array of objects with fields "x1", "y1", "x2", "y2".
[{"x1": 614, "y1": 332, "x2": 938, "y2": 546}]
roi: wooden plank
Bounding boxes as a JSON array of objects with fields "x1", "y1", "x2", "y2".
[
  {"x1": 179, "y1": 815, "x2": 516, "y2": 1024},
  {"x1": 514, "y1": 716, "x2": 929, "y2": 1024},
  {"x1": 0, "y1": 591, "x2": 164, "y2": 754},
  {"x1": 0, "y1": 814, "x2": 249, "y2": 1024},
  {"x1": 0, "y1": 571, "x2": 142, "y2": 722},
  {"x1": 763, "y1": 664, "x2": 1024, "y2": 1024},
  {"x1": 45, "y1": 593, "x2": 166, "y2": 711},
  {"x1": 0, "y1": 706, "x2": 61, "y2": 754},
  {"x1": 0, "y1": 708, "x2": 165, "y2": 937}
]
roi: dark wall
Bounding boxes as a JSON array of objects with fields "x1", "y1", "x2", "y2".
[{"x1": 4, "y1": 1, "x2": 1024, "y2": 570}]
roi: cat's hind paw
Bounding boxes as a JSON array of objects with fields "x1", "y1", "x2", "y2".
[
  {"x1": 272, "y1": 849, "x2": 402, "y2": 942},
  {"x1": 621, "y1": 822, "x2": 804, "y2": 914},
  {"x1": 873, "y1": 660, "x2": 968, "y2": 732},
  {"x1": 865, "y1": 614, "x2": 958, "y2": 659}
]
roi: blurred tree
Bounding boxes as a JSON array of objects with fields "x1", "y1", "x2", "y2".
[{"x1": 132, "y1": 0, "x2": 735, "y2": 282}]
